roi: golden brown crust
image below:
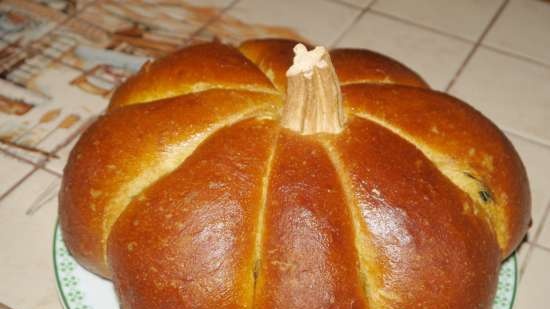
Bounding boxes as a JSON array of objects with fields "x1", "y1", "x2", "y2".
[
  {"x1": 108, "y1": 119, "x2": 278, "y2": 309},
  {"x1": 109, "y1": 42, "x2": 278, "y2": 110},
  {"x1": 255, "y1": 131, "x2": 369, "y2": 309},
  {"x1": 239, "y1": 39, "x2": 429, "y2": 93},
  {"x1": 342, "y1": 84, "x2": 530, "y2": 256},
  {"x1": 60, "y1": 90, "x2": 281, "y2": 277},
  {"x1": 59, "y1": 38, "x2": 530, "y2": 309},
  {"x1": 331, "y1": 117, "x2": 500, "y2": 308},
  {"x1": 331, "y1": 49, "x2": 429, "y2": 88},
  {"x1": 239, "y1": 39, "x2": 309, "y2": 93}
]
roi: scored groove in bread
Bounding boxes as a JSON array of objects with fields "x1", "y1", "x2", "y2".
[
  {"x1": 100, "y1": 108, "x2": 278, "y2": 271},
  {"x1": 320, "y1": 140, "x2": 382, "y2": 308},
  {"x1": 109, "y1": 42, "x2": 279, "y2": 110},
  {"x1": 342, "y1": 84, "x2": 529, "y2": 257},
  {"x1": 253, "y1": 132, "x2": 370, "y2": 308},
  {"x1": 61, "y1": 90, "x2": 282, "y2": 277},
  {"x1": 107, "y1": 119, "x2": 279, "y2": 308},
  {"x1": 250, "y1": 132, "x2": 279, "y2": 308},
  {"x1": 350, "y1": 111, "x2": 502, "y2": 250},
  {"x1": 60, "y1": 39, "x2": 530, "y2": 309},
  {"x1": 322, "y1": 116, "x2": 501, "y2": 308}
]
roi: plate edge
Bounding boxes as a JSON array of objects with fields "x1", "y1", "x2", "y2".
[{"x1": 53, "y1": 220, "x2": 70, "y2": 309}]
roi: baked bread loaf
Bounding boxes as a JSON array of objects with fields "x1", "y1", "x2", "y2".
[{"x1": 59, "y1": 39, "x2": 530, "y2": 309}]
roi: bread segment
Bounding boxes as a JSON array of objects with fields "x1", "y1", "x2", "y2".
[
  {"x1": 109, "y1": 42, "x2": 278, "y2": 110},
  {"x1": 254, "y1": 131, "x2": 369, "y2": 309},
  {"x1": 330, "y1": 117, "x2": 501, "y2": 308},
  {"x1": 343, "y1": 84, "x2": 530, "y2": 256},
  {"x1": 240, "y1": 39, "x2": 306, "y2": 93},
  {"x1": 60, "y1": 90, "x2": 281, "y2": 277},
  {"x1": 107, "y1": 119, "x2": 278, "y2": 309},
  {"x1": 330, "y1": 49, "x2": 428, "y2": 88},
  {"x1": 239, "y1": 39, "x2": 429, "y2": 95}
]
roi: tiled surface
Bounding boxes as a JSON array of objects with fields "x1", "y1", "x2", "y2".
[
  {"x1": 337, "y1": 0, "x2": 374, "y2": 9},
  {"x1": 0, "y1": 170, "x2": 59, "y2": 309},
  {"x1": 450, "y1": 47, "x2": 550, "y2": 145},
  {"x1": 0, "y1": 153, "x2": 34, "y2": 197},
  {"x1": 337, "y1": 11, "x2": 473, "y2": 90},
  {"x1": 506, "y1": 134, "x2": 550, "y2": 236},
  {"x1": 514, "y1": 247, "x2": 550, "y2": 308},
  {"x1": 207, "y1": 0, "x2": 361, "y2": 46},
  {"x1": 538, "y1": 210, "x2": 550, "y2": 250},
  {"x1": 484, "y1": 0, "x2": 550, "y2": 65},
  {"x1": 1, "y1": 0, "x2": 549, "y2": 308},
  {"x1": 371, "y1": 0, "x2": 504, "y2": 40}
]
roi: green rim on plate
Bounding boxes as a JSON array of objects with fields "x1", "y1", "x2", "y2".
[{"x1": 53, "y1": 222, "x2": 518, "y2": 309}]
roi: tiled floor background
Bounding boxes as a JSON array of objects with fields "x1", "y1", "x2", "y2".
[{"x1": 0, "y1": 0, "x2": 549, "y2": 308}]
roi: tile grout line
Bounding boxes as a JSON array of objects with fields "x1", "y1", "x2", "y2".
[
  {"x1": 0, "y1": 166, "x2": 39, "y2": 204},
  {"x1": 503, "y1": 128, "x2": 550, "y2": 150},
  {"x1": 526, "y1": 241, "x2": 550, "y2": 254},
  {"x1": 0, "y1": 147, "x2": 47, "y2": 168},
  {"x1": 368, "y1": 9, "x2": 475, "y2": 44},
  {"x1": 39, "y1": 115, "x2": 99, "y2": 176},
  {"x1": 3, "y1": 0, "x2": 236, "y2": 84},
  {"x1": 528, "y1": 199, "x2": 550, "y2": 248},
  {"x1": 330, "y1": 0, "x2": 379, "y2": 48},
  {"x1": 481, "y1": 44, "x2": 550, "y2": 70},
  {"x1": 444, "y1": 0, "x2": 510, "y2": 92},
  {"x1": 516, "y1": 198, "x2": 550, "y2": 279},
  {"x1": 0, "y1": 117, "x2": 95, "y2": 202},
  {"x1": 184, "y1": 0, "x2": 242, "y2": 45},
  {"x1": 517, "y1": 241, "x2": 533, "y2": 280},
  {"x1": 0, "y1": 113, "x2": 97, "y2": 181},
  {"x1": 13, "y1": 0, "x2": 97, "y2": 55},
  {"x1": 324, "y1": 0, "x2": 364, "y2": 10}
]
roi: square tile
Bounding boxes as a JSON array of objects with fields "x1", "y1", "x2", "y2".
[
  {"x1": 449, "y1": 47, "x2": 550, "y2": 145},
  {"x1": 514, "y1": 246, "x2": 550, "y2": 308},
  {"x1": 0, "y1": 169, "x2": 60, "y2": 309},
  {"x1": 372, "y1": 0, "x2": 503, "y2": 41},
  {"x1": 484, "y1": 0, "x2": 550, "y2": 65},
  {"x1": 0, "y1": 152, "x2": 34, "y2": 197},
  {"x1": 206, "y1": 0, "x2": 361, "y2": 46},
  {"x1": 336, "y1": 11, "x2": 473, "y2": 90},
  {"x1": 506, "y1": 134, "x2": 550, "y2": 240}
]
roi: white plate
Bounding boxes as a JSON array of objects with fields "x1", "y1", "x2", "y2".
[{"x1": 53, "y1": 223, "x2": 518, "y2": 309}]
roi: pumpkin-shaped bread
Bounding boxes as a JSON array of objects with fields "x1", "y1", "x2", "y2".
[{"x1": 60, "y1": 39, "x2": 530, "y2": 309}]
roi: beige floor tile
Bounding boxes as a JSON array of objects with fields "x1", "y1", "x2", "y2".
[
  {"x1": 337, "y1": 11, "x2": 473, "y2": 90},
  {"x1": 536, "y1": 209, "x2": 550, "y2": 249},
  {"x1": 211, "y1": 0, "x2": 361, "y2": 46},
  {"x1": 514, "y1": 246, "x2": 550, "y2": 308},
  {"x1": 46, "y1": 134, "x2": 80, "y2": 175},
  {"x1": 372, "y1": 0, "x2": 503, "y2": 40},
  {"x1": 450, "y1": 47, "x2": 550, "y2": 145},
  {"x1": 514, "y1": 241, "x2": 531, "y2": 279},
  {"x1": 0, "y1": 170, "x2": 61, "y2": 309},
  {"x1": 337, "y1": 0, "x2": 374, "y2": 8},
  {"x1": 484, "y1": 0, "x2": 550, "y2": 65},
  {"x1": 0, "y1": 153, "x2": 34, "y2": 197},
  {"x1": 506, "y1": 134, "x2": 550, "y2": 240}
]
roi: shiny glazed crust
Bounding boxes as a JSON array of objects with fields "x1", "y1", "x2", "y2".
[{"x1": 59, "y1": 39, "x2": 530, "y2": 309}]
